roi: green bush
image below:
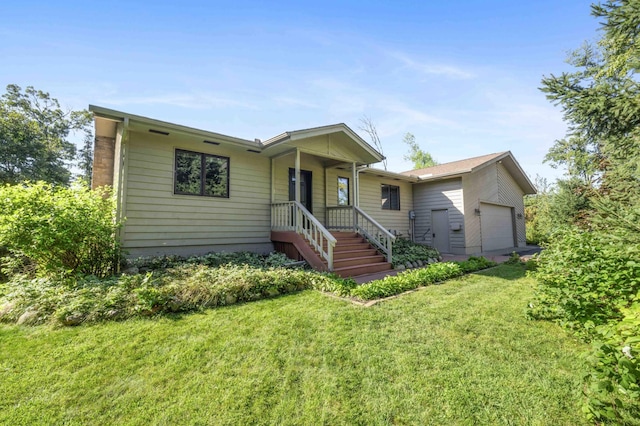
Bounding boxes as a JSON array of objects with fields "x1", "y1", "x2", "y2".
[
  {"x1": 0, "y1": 265, "x2": 339, "y2": 326},
  {"x1": 527, "y1": 228, "x2": 640, "y2": 336},
  {"x1": 392, "y1": 237, "x2": 440, "y2": 267},
  {"x1": 127, "y1": 251, "x2": 293, "y2": 272},
  {"x1": 585, "y1": 294, "x2": 640, "y2": 424},
  {"x1": 350, "y1": 258, "x2": 496, "y2": 301},
  {"x1": 0, "y1": 181, "x2": 122, "y2": 278}
]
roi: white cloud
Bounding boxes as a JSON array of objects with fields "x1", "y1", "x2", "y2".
[{"x1": 386, "y1": 50, "x2": 475, "y2": 79}]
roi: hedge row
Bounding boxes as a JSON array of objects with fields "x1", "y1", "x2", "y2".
[
  {"x1": 324, "y1": 256, "x2": 497, "y2": 301},
  {"x1": 0, "y1": 264, "x2": 341, "y2": 326}
]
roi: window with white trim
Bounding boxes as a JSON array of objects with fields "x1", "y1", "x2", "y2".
[{"x1": 381, "y1": 184, "x2": 400, "y2": 210}]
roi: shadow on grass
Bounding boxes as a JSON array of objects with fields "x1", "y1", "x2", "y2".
[{"x1": 473, "y1": 264, "x2": 528, "y2": 281}]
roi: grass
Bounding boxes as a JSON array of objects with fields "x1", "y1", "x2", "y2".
[{"x1": 0, "y1": 264, "x2": 589, "y2": 425}]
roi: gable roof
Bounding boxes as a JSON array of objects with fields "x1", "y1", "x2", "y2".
[
  {"x1": 262, "y1": 123, "x2": 384, "y2": 165},
  {"x1": 403, "y1": 151, "x2": 536, "y2": 194}
]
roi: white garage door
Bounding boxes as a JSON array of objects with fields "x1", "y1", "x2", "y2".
[{"x1": 480, "y1": 203, "x2": 514, "y2": 251}]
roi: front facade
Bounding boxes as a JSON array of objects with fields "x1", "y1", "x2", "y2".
[{"x1": 91, "y1": 106, "x2": 535, "y2": 270}]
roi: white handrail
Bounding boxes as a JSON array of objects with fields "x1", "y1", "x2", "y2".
[
  {"x1": 271, "y1": 201, "x2": 337, "y2": 270},
  {"x1": 326, "y1": 205, "x2": 395, "y2": 264}
]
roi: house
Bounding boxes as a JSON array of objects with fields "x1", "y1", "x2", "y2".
[{"x1": 90, "y1": 106, "x2": 536, "y2": 277}]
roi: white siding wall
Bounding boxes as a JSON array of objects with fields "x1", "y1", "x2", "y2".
[
  {"x1": 122, "y1": 131, "x2": 273, "y2": 257},
  {"x1": 412, "y1": 178, "x2": 465, "y2": 253},
  {"x1": 497, "y1": 163, "x2": 526, "y2": 247},
  {"x1": 357, "y1": 173, "x2": 414, "y2": 237}
]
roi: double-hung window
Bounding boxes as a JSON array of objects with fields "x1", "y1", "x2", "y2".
[
  {"x1": 381, "y1": 184, "x2": 400, "y2": 210},
  {"x1": 174, "y1": 149, "x2": 229, "y2": 197}
]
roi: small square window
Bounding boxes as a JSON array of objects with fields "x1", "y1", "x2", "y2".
[
  {"x1": 381, "y1": 184, "x2": 400, "y2": 210},
  {"x1": 175, "y1": 149, "x2": 229, "y2": 197}
]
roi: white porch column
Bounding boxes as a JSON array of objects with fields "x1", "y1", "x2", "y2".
[
  {"x1": 295, "y1": 148, "x2": 301, "y2": 203},
  {"x1": 270, "y1": 158, "x2": 275, "y2": 203},
  {"x1": 352, "y1": 162, "x2": 359, "y2": 207}
]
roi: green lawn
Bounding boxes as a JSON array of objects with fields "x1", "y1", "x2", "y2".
[{"x1": 0, "y1": 265, "x2": 588, "y2": 425}]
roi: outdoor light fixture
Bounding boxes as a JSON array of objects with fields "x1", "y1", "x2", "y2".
[
  {"x1": 517, "y1": 213, "x2": 523, "y2": 219},
  {"x1": 474, "y1": 208, "x2": 481, "y2": 216}
]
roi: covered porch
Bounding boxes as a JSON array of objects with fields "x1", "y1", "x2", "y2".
[{"x1": 261, "y1": 124, "x2": 396, "y2": 276}]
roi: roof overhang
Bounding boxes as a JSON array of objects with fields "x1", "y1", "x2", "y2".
[
  {"x1": 359, "y1": 167, "x2": 420, "y2": 183},
  {"x1": 89, "y1": 105, "x2": 261, "y2": 151},
  {"x1": 410, "y1": 151, "x2": 536, "y2": 194}
]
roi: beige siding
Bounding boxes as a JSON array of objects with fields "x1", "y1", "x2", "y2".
[
  {"x1": 462, "y1": 164, "x2": 498, "y2": 253},
  {"x1": 272, "y1": 152, "x2": 327, "y2": 221},
  {"x1": 462, "y1": 162, "x2": 527, "y2": 252},
  {"x1": 357, "y1": 173, "x2": 413, "y2": 238},
  {"x1": 122, "y1": 131, "x2": 272, "y2": 257},
  {"x1": 325, "y1": 167, "x2": 355, "y2": 208},
  {"x1": 497, "y1": 163, "x2": 526, "y2": 246},
  {"x1": 412, "y1": 179, "x2": 465, "y2": 253},
  {"x1": 298, "y1": 134, "x2": 366, "y2": 163}
]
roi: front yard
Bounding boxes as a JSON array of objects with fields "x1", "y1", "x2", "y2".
[{"x1": 0, "y1": 264, "x2": 588, "y2": 425}]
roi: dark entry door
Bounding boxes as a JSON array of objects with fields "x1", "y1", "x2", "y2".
[{"x1": 289, "y1": 169, "x2": 312, "y2": 213}]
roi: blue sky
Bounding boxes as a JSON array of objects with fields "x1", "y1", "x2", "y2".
[{"x1": 1, "y1": 0, "x2": 601, "y2": 183}]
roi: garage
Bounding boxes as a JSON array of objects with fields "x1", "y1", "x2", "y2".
[{"x1": 480, "y1": 203, "x2": 514, "y2": 251}]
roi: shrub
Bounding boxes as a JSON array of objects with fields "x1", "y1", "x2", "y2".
[
  {"x1": 350, "y1": 258, "x2": 496, "y2": 301},
  {"x1": 392, "y1": 237, "x2": 440, "y2": 268},
  {"x1": 0, "y1": 181, "x2": 122, "y2": 278},
  {"x1": 527, "y1": 228, "x2": 640, "y2": 336},
  {"x1": 504, "y1": 252, "x2": 522, "y2": 265},
  {"x1": 127, "y1": 251, "x2": 293, "y2": 272},
  {"x1": 584, "y1": 294, "x2": 640, "y2": 424},
  {"x1": 0, "y1": 265, "x2": 340, "y2": 326}
]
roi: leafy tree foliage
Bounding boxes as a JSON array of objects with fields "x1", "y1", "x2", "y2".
[
  {"x1": 0, "y1": 181, "x2": 122, "y2": 278},
  {"x1": 77, "y1": 132, "x2": 93, "y2": 186},
  {"x1": 534, "y1": 1, "x2": 640, "y2": 421},
  {"x1": 402, "y1": 132, "x2": 438, "y2": 169},
  {"x1": 0, "y1": 84, "x2": 92, "y2": 185}
]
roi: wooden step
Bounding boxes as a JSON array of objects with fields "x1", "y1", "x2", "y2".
[
  {"x1": 333, "y1": 242, "x2": 372, "y2": 252},
  {"x1": 333, "y1": 262, "x2": 393, "y2": 278},
  {"x1": 333, "y1": 255, "x2": 386, "y2": 269},
  {"x1": 333, "y1": 248, "x2": 378, "y2": 260},
  {"x1": 331, "y1": 232, "x2": 359, "y2": 239}
]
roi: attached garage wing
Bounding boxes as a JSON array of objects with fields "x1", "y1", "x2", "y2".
[{"x1": 480, "y1": 203, "x2": 515, "y2": 251}]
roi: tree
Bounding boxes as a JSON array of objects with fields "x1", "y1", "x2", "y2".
[
  {"x1": 0, "y1": 84, "x2": 92, "y2": 185},
  {"x1": 77, "y1": 132, "x2": 93, "y2": 186},
  {"x1": 402, "y1": 132, "x2": 438, "y2": 169},
  {"x1": 358, "y1": 116, "x2": 387, "y2": 170},
  {"x1": 535, "y1": 2, "x2": 640, "y2": 421}
]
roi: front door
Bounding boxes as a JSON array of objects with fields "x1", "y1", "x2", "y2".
[
  {"x1": 431, "y1": 209, "x2": 450, "y2": 253},
  {"x1": 289, "y1": 169, "x2": 312, "y2": 213}
]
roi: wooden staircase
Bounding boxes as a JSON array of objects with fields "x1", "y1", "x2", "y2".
[{"x1": 326, "y1": 232, "x2": 393, "y2": 278}]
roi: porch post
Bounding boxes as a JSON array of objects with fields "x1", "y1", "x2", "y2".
[
  {"x1": 352, "y1": 162, "x2": 358, "y2": 206},
  {"x1": 295, "y1": 148, "x2": 301, "y2": 203},
  {"x1": 352, "y1": 162, "x2": 357, "y2": 231},
  {"x1": 270, "y1": 158, "x2": 275, "y2": 203}
]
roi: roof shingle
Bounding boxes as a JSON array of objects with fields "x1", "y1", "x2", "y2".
[{"x1": 401, "y1": 152, "x2": 507, "y2": 178}]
